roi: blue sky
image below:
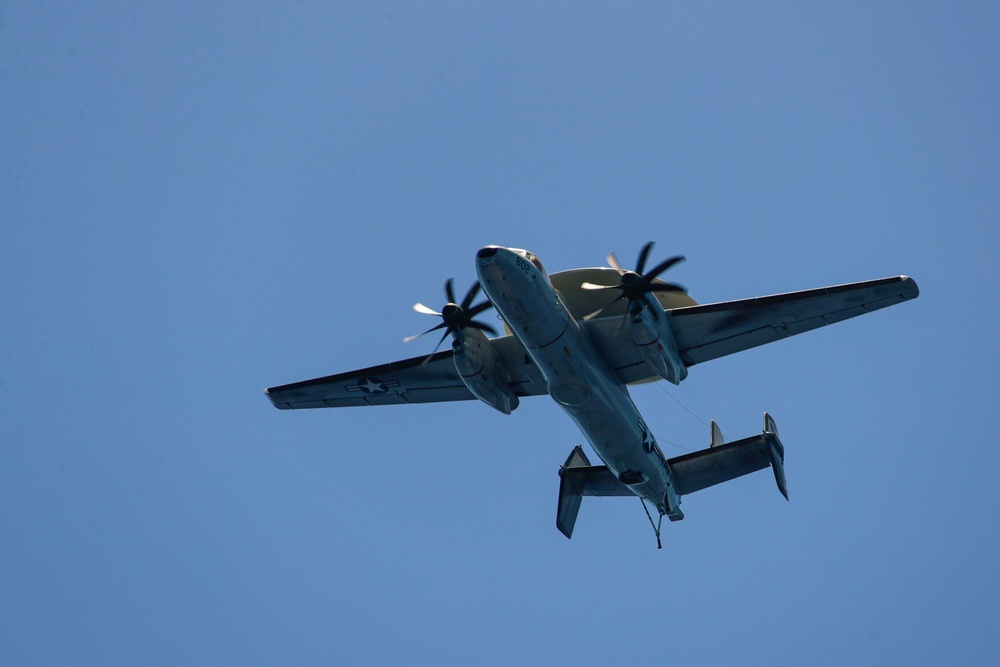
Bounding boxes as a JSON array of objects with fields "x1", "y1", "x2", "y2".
[{"x1": 2, "y1": 2, "x2": 998, "y2": 665}]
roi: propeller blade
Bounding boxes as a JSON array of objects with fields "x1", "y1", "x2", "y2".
[
  {"x1": 431, "y1": 329, "x2": 451, "y2": 355},
  {"x1": 643, "y1": 255, "x2": 685, "y2": 281},
  {"x1": 420, "y1": 331, "x2": 453, "y2": 365},
  {"x1": 606, "y1": 252, "x2": 625, "y2": 273},
  {"x1": 410, "y1": 279, "x2": 497, "y2": 349},
  {"x1": 646, "y1": 282, "x2": 686, "y2": 293},
  {"x1": 582, "y1": 292, "x2": 626, "y2": 320},
  {"x1": 465, "y1": 320, "x2": 499, "y2": 336},
  {"x1": 466, "y1": 300, "x2": 494, "y2": 318},
  {"x1": 413, "y1": 303, "x2": 441, "y2": 316},
  {"x1": 460, "y1": 281, "x2": 481, "y2": 310},
  {"x1": 403, "y1": 321, "x2": 447, "y2": 343},
  {"x1": 588, "y1": 243, "x2": 688, "y2": 322},
  {"x1": 635, "y1": 241, "x2": 655, "y2": 275}
]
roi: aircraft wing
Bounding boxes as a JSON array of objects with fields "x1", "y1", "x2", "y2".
[
  {"x1": 265, "y1": 335, "x2": 547, "y2": 409},
  {"x1": 669, "y1": 275, "x2": 919, "y2": 366},
  {"x1": 582, "y1": 319, "x2": 657, "y2": 384}
]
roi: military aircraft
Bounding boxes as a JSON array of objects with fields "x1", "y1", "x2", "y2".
[{"x1": 265, "y1": 243, "x2": 919, "y2": 547}]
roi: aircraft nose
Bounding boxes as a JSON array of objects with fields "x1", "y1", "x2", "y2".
[{"x1": 477, "y1": 246, "x2": 500, "y2": 259}]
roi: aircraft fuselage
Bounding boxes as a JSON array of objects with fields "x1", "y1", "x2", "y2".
[{"x1": 476, "y1": 245, "x2": 681, "y2": 517}]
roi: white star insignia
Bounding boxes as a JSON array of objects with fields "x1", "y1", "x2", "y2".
[
  {"x1": 346, "y1": 377, "x2": 400, "y2": 395},
  {"x1": 361, "y1": 378, "x2": 385, "y2": 394}
]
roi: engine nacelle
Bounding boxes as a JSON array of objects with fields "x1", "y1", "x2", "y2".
[
  {"x1": 452, "y1": 331, "x2": 520, "y2": 414},
  {"x1": 629, "y1": 306, "x2": 688, "y2": 385}
]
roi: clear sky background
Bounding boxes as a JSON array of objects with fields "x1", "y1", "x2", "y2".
[{"x1": 3, "y1": 3, "x2": 998, "y2": 665}]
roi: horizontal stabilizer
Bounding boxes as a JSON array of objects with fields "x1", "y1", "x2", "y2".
[
  {"x1": 669, "y1": 413, "x2": 788, "y2": 499},
  {"x1": 557, "y1": 445, "x2": 632, "y2": 539}
]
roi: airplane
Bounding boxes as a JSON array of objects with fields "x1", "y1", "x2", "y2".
[{"x1": 265, "y1": 243, "x2": 919, "y2": 547}]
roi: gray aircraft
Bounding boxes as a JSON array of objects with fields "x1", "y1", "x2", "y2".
[{"x1": 265, "y1": 243, "x2": 919, "y2": 547}]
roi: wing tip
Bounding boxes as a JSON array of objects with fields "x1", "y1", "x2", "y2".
[
  {"x1": 263, "y1": 387, "x2": 288, "y2": 410},
  {"x1": 899, "y1": 275, "x2": 920, "y2": 299}
]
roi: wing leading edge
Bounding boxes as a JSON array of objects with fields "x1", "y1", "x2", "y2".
[
  {"x1": 669, "y1": 275, "x2": 919, "y2": 366},
  {"x1": 265, "y1": 334, "x2": 547, "y2": 410},
  {"x1": 265, "y1": 350, "x2": 470, "y2": 409}
]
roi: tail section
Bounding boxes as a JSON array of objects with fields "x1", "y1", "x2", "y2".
[
  {"x1": 556, "y1": 415, "x2": 787, "y2": 541},
  {"x1": 556, "y1": 445, "x2": 632, "y2": 538},
  {"x1": 764, "y1": 412, "x2": 788, "y2": 500},
  {"x1": 668, "y1": 413, "x2": 789, "y2": 500},
  {"x1": 710, "y1": 420, "x2": 725, "y2": 448},
  {"x1": 556, "y1": 447, "x2": 588, "y2": 538}
]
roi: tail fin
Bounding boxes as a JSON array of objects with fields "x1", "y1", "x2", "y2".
[
  {"x1": 556, "y1": 447, "x2": 589, "y2": 538},
  {"x1": 764, "y1": 412, "x2": 788, "y2": 500},
  {"x1": 556, "y1": 446, "x2": 633, "y2": 538},
  {"x1": 710, "y1": 420, "x2": 726, "y2": 448}
]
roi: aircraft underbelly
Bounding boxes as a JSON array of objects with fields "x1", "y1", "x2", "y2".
[
  {"x1": 478, "y1": 248, "x2": 670, "y2": 508},
  {"x1": 541, "y1": 329, "x2": 670, "y2": 506}
]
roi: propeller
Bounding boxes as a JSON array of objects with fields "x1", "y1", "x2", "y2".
[
  {"x1": 404, "y1": 278, "x2": 498, "y2": 356},
  {"x1": 582, "y1": 241, "x2": 686, "y2": 320}
]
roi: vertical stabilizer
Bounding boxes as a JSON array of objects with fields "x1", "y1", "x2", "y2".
[
  {"x1": 557, "y1": 446, "x2": 590, "y2": 538},
  {"x1": 710, "y1": 420, "x2": 726, "y2": 448},
  {"x1": 555, "y1": 446, "x2": 633, "y2": 538},
  {"x1": 764, "y1": 412, "x2": 779, "y2": 437},
  {"x1": 763, "y1": 412, "x2": 788, "y2": 500}
]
